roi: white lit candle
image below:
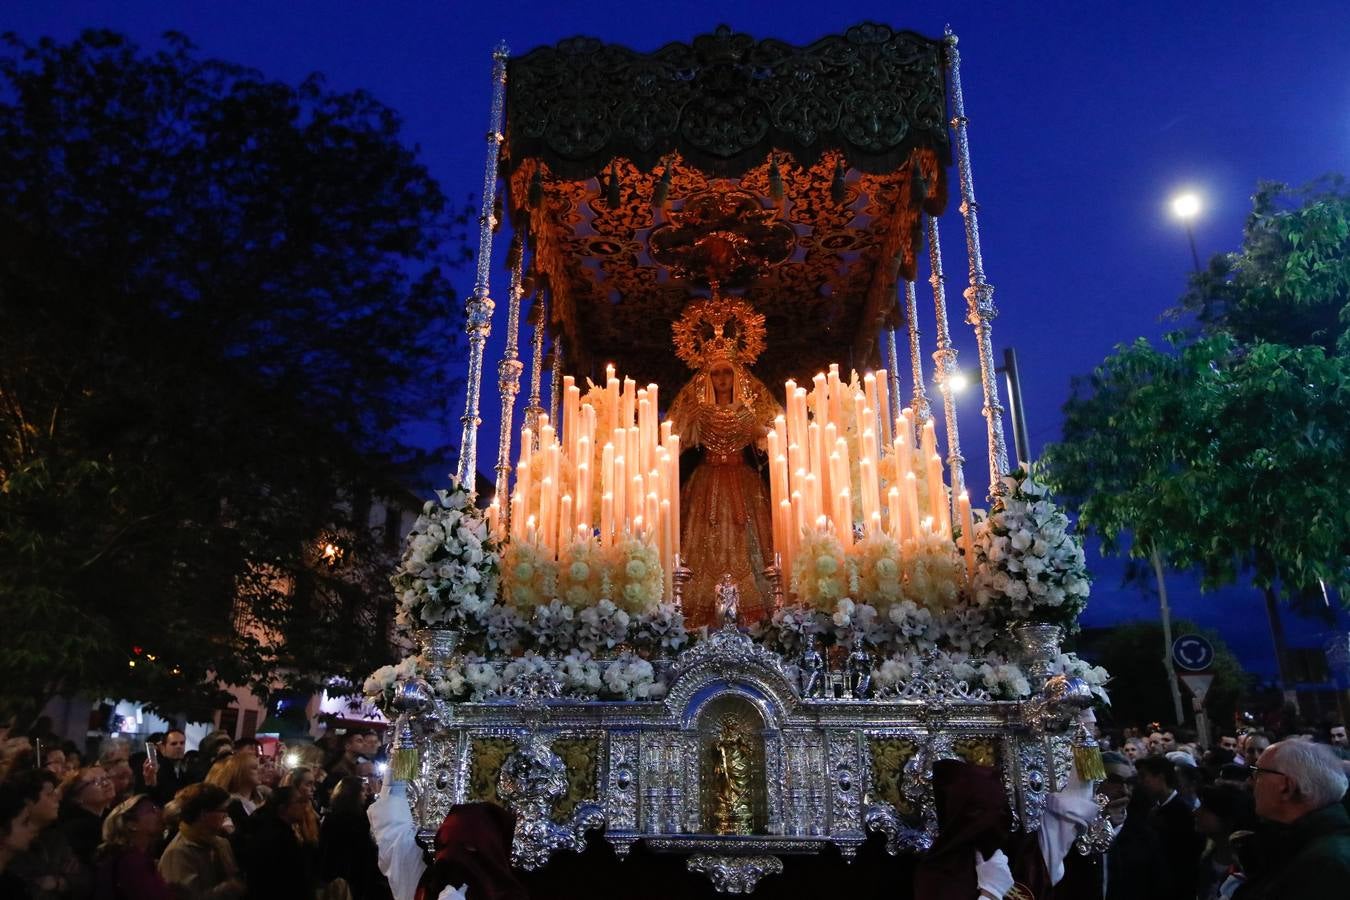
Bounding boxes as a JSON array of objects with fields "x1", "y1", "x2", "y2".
[
  {"x1": 958, "y1": 490, "x2": 976, "y2": 582},
  {"x1": 559, "y1": 493, "x2": 573, "y2": 550},
  {"x1": 903, "y1": 471, "x2": 920, "y2": 542},
  {"x1": 860, "y1": 456, "x2": 878, "y2": 535},
  {"x1": 926, "y1": 451, "x2": 949, "y2": 537},
  {"x1": 613, "y1": 456, "x2": 626, "y2": 537},
  {"x1": 601, "y1": 492, "x2": 614, "y2": 548}
]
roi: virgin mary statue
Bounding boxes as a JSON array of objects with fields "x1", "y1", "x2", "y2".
[{"x1": 667, "y1": 296, "x2": 781, "y2": 629}]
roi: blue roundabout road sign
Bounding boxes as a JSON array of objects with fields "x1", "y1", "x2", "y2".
[{"x1": 1172, "y1": 634, "x2": 1215, "y2": 672}]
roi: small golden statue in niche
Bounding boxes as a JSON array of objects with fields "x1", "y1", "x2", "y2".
[{"x1": 709, "y1": 712, "x2": 756, "y2": 835}]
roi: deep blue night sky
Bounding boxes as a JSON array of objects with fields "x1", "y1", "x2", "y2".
[{"x1": 9, "y1": 1, "x2": 1350, "y2": 676}]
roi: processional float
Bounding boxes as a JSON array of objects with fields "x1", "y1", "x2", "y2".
[{"x1": 373, "y1": 23, "x2": 1112, "y2": 897}]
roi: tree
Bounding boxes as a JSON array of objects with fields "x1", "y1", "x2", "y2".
[
  {"x1": 1079, "y1": 620, "x2": 1247, "y2": 732},
  {"x1": 1172, "y1": 177, "x2": 1350, "y2": 353},
  {"x1": 1039, "y1": 337, "x2": 1198, "y2": 722},
  {"x1": 0, "y1": 30, "x2": 471, "y2": 720},
  {"x1": 1043, "y1": 178, "x2": 1350, "y2": 708}
]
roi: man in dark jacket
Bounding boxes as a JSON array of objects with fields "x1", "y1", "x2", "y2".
[
  {"x1": 1134, "y1": 755, "x2": 1203, "y2": 900},
  {"x1": 1235, "y1": 739, "x2": 1350, "y2": 898},
  {"x1": 141, "y1": 729, "x2": 198, "y2": 805}
]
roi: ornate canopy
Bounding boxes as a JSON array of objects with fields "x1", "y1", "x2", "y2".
[{"x1": 503, "y1": 23, "x2": 953, "y2": 391}]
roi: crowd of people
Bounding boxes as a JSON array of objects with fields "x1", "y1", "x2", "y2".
[
  {"x1": 0, "y1": 722, "x2": 393, "y2": 899},
  {"x1": 3, "y1": 714, "x2": 1350, "y2": 900},
  {"x1": 1095, "y1": 720, "x2": 1350, "y2": 899}
]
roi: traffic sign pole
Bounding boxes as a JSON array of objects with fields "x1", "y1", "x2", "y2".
[
  {"x1": 1173, "y1": 634, "x2": 1216, "y2": 746},
  {"x1": 1179, "y1": 673, "x2": 1215, "y2": 749}
]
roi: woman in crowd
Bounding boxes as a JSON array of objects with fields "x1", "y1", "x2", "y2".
[
  {"x1": 158, "y1": 783, "x2": 246, "y2": 900},
  {"x1": 57, "y1": 766, "x2": 115, "y2": 867},
  {"x1": 240, "y1": 785, "x2": 328, "y2": 899},
  {"x1": 0, "y1": 782, "x2": 39, "y2": 899},
  {"x1": 7, "y1": 768, "x2": 91, "y2": 900},
  {"x1": 322, "y1": 777, "x2": 392, "y2": 899},
  {"x1": 204, "y1": 752, "x2": 265, "y2": 834},
  {"x1": 281, "y1": 765, "x2": 322, "y2": 846},
  {"x1": 94, "y1": 794, "x2": 172, "y2": 900}
]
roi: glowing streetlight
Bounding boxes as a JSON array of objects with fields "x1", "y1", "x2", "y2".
[
  {"x1": 947, "y1": 370, "x2": 970, "y2": 393},
  {"x1": 1169, "y1": 191, "x2": 1204, "y2": 272},
  {"x1": 1170, "y1": 192, "x2": 1202, "y2": 221}
]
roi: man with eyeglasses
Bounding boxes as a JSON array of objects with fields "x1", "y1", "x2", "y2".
[
  {"x1": 159, "y1": 782, "x2": 247, "y2": 898},
  {"x1": 58, "y1": 765, "x2": 115, "y2": 868},
  {"x1": 1236, "y1": 740, "x2": 1350, "y2": 897}
]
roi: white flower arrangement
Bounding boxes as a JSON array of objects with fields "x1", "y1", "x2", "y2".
[
  {"x1": 887, "y1": 599, "x2": 938, "y2": 652},
  {"x1": 900, "y1": 527, "x2": 963, "y2": 612},
  {"x1": 971, "y1": 467, "x2": 1090, "y2": 630},
  {"x1": 852, "y1": 534, "x2": 904, "y2": 611},
  {"x1": 755, "y1": 604, "x2": 829, "y2": 656},
  {"x1": 1056, "y1": 651, "x2": 1112, "y2": 705},
  {"x1": 974, "y1": 652, "x2": 1033, "y2": 699},
  {"x1": 791, "y1": 528, "x2": 848, "y2": 610},
  {"x1": 391, "y1": 478, "x2": 501, "y2": 630},
  {"x1": 484, "y1": 605, "x2": 525, "y2": 655},
  {"x1": 502, "y1": 651, "x2": 555, "y2": 688},
  {"x1": 576, "y1": 599, "x2": 632, "y2": 653},
  {"x1": 558, "y1": 649, "x2": 604, "y2": 697},
  {"x1": 462, "y1": 652, "x2": 501, "y2": 700},
  {"x1": 362, "y1": 653, "x2": 421, "y2": 709},
  {"x1": 934, "y1": 605, "x2": 998, "y2": 655},
  {"x1": 608, "y1": 536, "x2": 662, "y2": 615},
  {"x1": 526, "y1": 598, "x2": 577, "y2": 653},
  {"x1": 871, "y1": 654, "x2": 916, "y2": 693},
  {"x1": 632, "y1": 603, "x2": 688, "y2": 655},
  {"x1": 501, "y1": 537, "x2": 555, "y2": 614},
  {"x1": 559, "y1": 539, "x2": 604, "y2": 609},
  {"x1": 601, "y1": 650, "x2": 665, "y2": 700}
]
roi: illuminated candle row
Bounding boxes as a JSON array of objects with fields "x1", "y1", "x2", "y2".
[
  {"x1": 769, "y1": 366, "x2": 959, "y2": 579},
  {"x1": 509, "y1": 367, "x2": 679, "y2": 594}
]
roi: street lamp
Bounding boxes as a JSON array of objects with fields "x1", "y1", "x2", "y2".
[
  {"x1": 946, "y1": 370, "x2": 970, "y2": 394},
  {"x1": 1170, "y1": 191, "x2": 1203, "y2": 272}
]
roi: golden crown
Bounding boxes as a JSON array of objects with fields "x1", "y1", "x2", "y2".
[{"x1": 671, "y1": 294, "x2": 767, "y2": 370}]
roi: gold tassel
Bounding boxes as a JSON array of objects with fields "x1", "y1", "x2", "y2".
[
  {"x1": 768, "y1": 157, "x2": 784, "y2": 202},
  {"x1": 1073, "y1": 722, "x2": 1106, "y2": 782},
  {"x1": 391, "y1": 746, "x2": 421, "y2": 783}
]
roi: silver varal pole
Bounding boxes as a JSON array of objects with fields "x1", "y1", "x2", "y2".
[
  {"x1": 884, "y1": 328, "x2": 902, "y2": 425},
  {"x1": 524, "y1": 295, "x2": 546, "y2": 447},
  {"x1": 904, "y1": 279, "x2": 932, "y2": 428},
  {"x1": 944, "y1": 27, "x2": 1010, "y2": 493},
  {"x1": 493, "y1": 231, "x2": 526, "y2": 526},
  {"x1": 456, "y1": 41, "x2": 510, "y2": 488},
  {"x1": 925, "y1": 214, "x2": 966, "y2": 509},
  {"x1": 548, "y1": 332, "x2": 563, "y2": 427}
]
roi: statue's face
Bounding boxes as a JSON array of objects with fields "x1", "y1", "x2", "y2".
[{"x1": 710, "y1": 361, "x2": 735, "y2": 399}]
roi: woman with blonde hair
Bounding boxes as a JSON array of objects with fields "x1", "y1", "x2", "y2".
[
  {"x1": 94, "y1": 794, "x2": 171, "y2": 899},
  {"x1": 280, "y1": 765, "x2": 321, "y2": 846},
  {"x1": 204, "y1": 753, "x2": 266, "y2": 832}
]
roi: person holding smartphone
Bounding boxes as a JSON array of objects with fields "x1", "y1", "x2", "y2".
[{"x1": 141, "y1": 730, "x2": 195, "y2": 805}]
